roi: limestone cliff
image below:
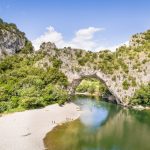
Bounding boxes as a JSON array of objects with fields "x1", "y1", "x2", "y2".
[
  {"x1": 35, "y1": 32, "x2": 150, "y2": 105},
  {"x1": 0, "y1": 19, "x2": 149, "y2": 106},
  {"x1": 0, "y1": 18, "x2": 27, "y2": 58}
]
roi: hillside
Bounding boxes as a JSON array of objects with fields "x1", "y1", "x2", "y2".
[
  {"x1": 0, "y1": 19, "x2": 150, "y2": 113},
  {"x1": 35, "y1": 37, "x2": 150, "y2": 105}
]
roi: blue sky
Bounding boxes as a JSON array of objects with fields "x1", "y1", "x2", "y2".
[{"x1": 1, "y1": 0, "x2": 150, "y2": 51}]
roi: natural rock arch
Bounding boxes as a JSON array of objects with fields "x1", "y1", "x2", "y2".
[
  {"x1": 67, "y1": 74, "x2": 121, "y2": 104},
  {"x1": 36, "y1": 42, "x2": 150, "y2": 106},
  {"x1": 65, "y1": 69, "x2": 122, "y2": 104},
  {"x1": 0, "y1": 20, "x2": 150, "y2": 106}
]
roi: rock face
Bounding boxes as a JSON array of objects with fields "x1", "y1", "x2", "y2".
[
  {"x1": 36, "y1": 30, "x2": 150, "y2": 106},
  {"x1": 66, "y1": 71, "x2": 122, "y2": 104},
  {"x1": 129, "y1": 30, "x2": 150, "y2": 48},
  {"x1": 0, "y1": 19, "x2": 27, "y2": 58},
  {"x1": 40, "y1": 42, "x2": 57, "y2": 50}
]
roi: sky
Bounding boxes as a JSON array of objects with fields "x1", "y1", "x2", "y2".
[{"x1": 0, "y1": 0, "x2": 150, "y2": 51}]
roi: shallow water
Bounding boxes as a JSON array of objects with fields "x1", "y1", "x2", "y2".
[{"x1": 44, "y1": 96, "x2": 150, "y2": 150}]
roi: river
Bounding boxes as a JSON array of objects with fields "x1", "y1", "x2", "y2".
[{"x1": 44, "y1": 96, "x2": 150, "y2": 150}]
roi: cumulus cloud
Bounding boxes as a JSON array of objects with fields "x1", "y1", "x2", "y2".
[
  {"x1": 32, "y1": 26, "x2": 128, "y2": 52},
  {"x1": 32, "y1": 26, "x2": 64, "y2": 50},
  {"x1": 32, "y1": 26, "x2": 104, "y2": 51},
  {"x1": 67, "y1": 27, "x2": 104, "y2": 50}
]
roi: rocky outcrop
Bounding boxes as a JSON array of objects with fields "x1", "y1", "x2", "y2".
[
  {"x1": 0, "y1": 19, "x2": 149, "y2": 106},
  {"x1": 40, "y1": 42, "x2": 57, "y2": 50},
  {"x1": 66, "y1": 72, "x2": 122, "y2": 104},
  {"x1": 129, "y1": 30, "x2": 150, "y2": 47},
  {"x1": 36, "y1": 32, "x2": 150, "y2": 106},
  {"x1": 0, "y1": 19, "x2": 27, "y2": 58}
]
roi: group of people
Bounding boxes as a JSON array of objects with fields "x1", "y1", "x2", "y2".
[
  {"x1": 51, "y1": 117, "x2": 73, "y2": 124},
  {"x1": 51, "y1": 120, "x2": 56, "y2": 124},
  {"x1": 66, "y1": 117, "x2": 74, "y2": 121}
]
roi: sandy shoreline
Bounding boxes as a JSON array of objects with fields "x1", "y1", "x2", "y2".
[{"x1": 0, "y1": 102, "x2": 81, "y2": 150}]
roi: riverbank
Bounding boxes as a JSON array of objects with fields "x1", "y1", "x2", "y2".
[
  {"x1": 76, "y1": 92, "x2": 150, "y2": 110},
  {"x1": 75, "y1": 92, "x2": 100, "y2": 97},
  {"x1": 0, "y1": 102, "x2": 82, "y2": 150}
]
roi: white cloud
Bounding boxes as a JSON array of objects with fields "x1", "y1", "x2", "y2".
[
  {"x1": 96, "y1": 41, "x2": 129, "y2": 52},
  {"x1": 32, "y1": 26, "x2": 128, "y2": 52},
  {"x1": 32, "y1": 26, "x2": 65, "y2": 50},
  {"x1": 75, "y1": 27, "x2": 102, "y2": 40},
  {"x1": 67, "y1": 27, "x2": 104, "y2": 50}
]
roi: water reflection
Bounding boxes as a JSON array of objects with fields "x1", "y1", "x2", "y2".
[
  {"x1": 76, "y1": 97, "x2": 108, "y2": 127},
  {"x1": 44, "y1": 96, "x2": 150, "y2": 150}
]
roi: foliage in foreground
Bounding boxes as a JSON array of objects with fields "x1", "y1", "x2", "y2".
[{"x1": 0, "y1": 54, "x2": 68, "y2": 113}]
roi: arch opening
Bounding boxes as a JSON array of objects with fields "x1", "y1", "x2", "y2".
[{"x1": 68, "y1": 75, "x2": 118, "y2": 104}]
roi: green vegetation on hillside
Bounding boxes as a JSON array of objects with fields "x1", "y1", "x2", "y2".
[
  {"x1": 129, "y1": 83, "x2": 150, "y2": 106},
  {"x1": 0, "y1": 54, "x2": 68, "y2": 113},
  {"x1": 76, "y1": 79, "x2": 107, "y2": 96},
  {"x1": 21, "y1": 41, "x2": 34, "y2": 54},
  {"x1": 0, "y1": 18, "x2": 25, "y2": 37},
  {"x1": 0, "y1": 19, "x2": 150, "y2": 112}
]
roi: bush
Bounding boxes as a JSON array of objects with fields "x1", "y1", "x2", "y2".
[
  {"x1": 19, "y1": 97, "x2": 43, "y2": 109},
  {"x1": 122, "y1": 80, "x2": 130, "y2": 90},
  {"x1": 42, "y1": 84, "x2": 68, "y2": 105},
  {"x1": 0, "y1": 57, "x2": 13, "y2": 72},
  {"x1": 78, "y1": 58, "x2": 86, "y2": 66},
  {"x1": 88, "y1": 85, "x2": 95, "y2": 94},
  {"x1": 21, "y1": 41, "x2": 34, "y2": 54},
  {"x1": 52, "y1": 59, "x2": 62, "y2": 68},
  {"x1": 0, "y1": 102, "x2": 7, "y2": 113},
  {"x1": 130, "y1": 83, "x2": 150, "y2": 106},
  {"x1": 43, "y1": 68, "x2": 68, "y2": 87},
  {"x1": 0, "y1": 52, "x2": 68, "y2": 112},
  {"x1": 76, "y1": 79, "x2": 107, "y2": 96}
]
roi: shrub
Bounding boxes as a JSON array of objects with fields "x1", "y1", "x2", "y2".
[
  {"x1": 88, "y1": 85, "x2": 95, "y2": 94},
  {"x1": 130, "y1": 83, "x2": 150, "y2": 106},
  {"x1": 52, "y1": 58, "x2": 62, "y2": 68},
  {"x1": 0, "y1": 102, "x2": 7, "y2": 113},
  {"x1": 0, "y1": 57, "x2": 13, "y2": 72},
  {"x1": 78, "y1": 57, "x2": 88, "y2": 66},
  {"x1": 131, "y1": 79, "x2": 137, "y2": 87},
  {"x1": 0, "y1": 53, "x2": 68, "y2": 112},
  {"x1": 19, "y1": 97, "x2": 43, "y2": 109},
  {"x1": 42, "y1": 84, "x2": 68, "y2": 105},
  {"x1": 76, "y1": 79, "x2": 107, "y2": 96},
  {"x1": 122, "y1": 80, "x2": 130, "y2": 90},
  {"x1": 112, "y1": 76, "x2": 116, "y2": 81},
  {"x1": 21, "y1": 41, "x2": 34, "y2": 54}
]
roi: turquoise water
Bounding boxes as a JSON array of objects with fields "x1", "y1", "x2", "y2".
[{"x1": 44, "y1": 96, "x2": 150, "y2": 150}]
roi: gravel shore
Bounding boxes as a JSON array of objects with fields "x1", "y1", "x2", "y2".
[{"x1": 0, "y1": 103, "x2": 81, "y2": 150}]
